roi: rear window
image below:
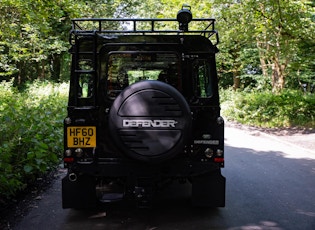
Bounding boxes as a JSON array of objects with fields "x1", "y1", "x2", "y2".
[{"x1": 106, "y1": 52, "x2": 180, "y2": 98}]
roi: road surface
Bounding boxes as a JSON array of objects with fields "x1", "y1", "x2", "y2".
[{"x1": 14, "y1": 126, "x2": 315, "y2": 230}]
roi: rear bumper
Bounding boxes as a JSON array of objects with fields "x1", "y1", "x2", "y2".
[
  {"x1": 62, "y1": 159, "x2": 225, "y2": 208},
  {"x1": 68, "y1": 158, "x2": 221, "y2": 178}
]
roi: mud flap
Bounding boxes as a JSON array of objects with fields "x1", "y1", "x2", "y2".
[
  {"x1": 62, "y1": 174, "x2": 97, "y2": 209},
  {"x1": 191, "y1": 170, "x2": 226, "y2": 207}
]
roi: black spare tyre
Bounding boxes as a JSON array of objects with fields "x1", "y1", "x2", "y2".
[{"x1": 109, "y1": 80, "x2": 192, "y2": 162}]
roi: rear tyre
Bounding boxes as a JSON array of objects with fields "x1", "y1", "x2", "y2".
[
  {"x1": 62, "y1": 174, "x2": 97, "y2": 209},
  {"x1": 191, "y1": 170, "x2": 226, "y2": 207}
]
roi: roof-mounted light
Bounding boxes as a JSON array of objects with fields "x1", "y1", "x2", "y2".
[{"x1": 177, "y1": 4, "x2": 192, "y2": 32}]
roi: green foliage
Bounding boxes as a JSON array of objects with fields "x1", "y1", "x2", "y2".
[
  {"x1": 221, "y1": 89, "x2": 315, "y2": 128},
  {"x1": 0, "y1": 0, "x2": 144, "y2": 84},
  {"x1": 0, "y1": 80, "x2": 68, "y2": 199},
  {"x1": 1, "y1": 0, "x2": 314, "y2": 91},
  {"x1": 212, "y1": 0, "x2": 315, "y2": 92}
]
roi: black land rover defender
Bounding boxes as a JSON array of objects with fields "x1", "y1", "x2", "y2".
[{"x1": 62, "y1": 6, "x2": 225, "y2": 208}]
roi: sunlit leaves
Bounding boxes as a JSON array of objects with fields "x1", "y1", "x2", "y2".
[
  {"x1": 210, "y1": 0, "x2": 315, "y2": 91},
  {"x1": 0, "y1": 0, "x2": 141, "y2": 81},
  {"x1": 221, "y1": 89, "x2": 315, "y2": 127}
]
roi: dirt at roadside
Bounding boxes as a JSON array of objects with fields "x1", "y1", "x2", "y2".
[{"x1": 0, "y1": 168, "x2": 64, "y2": 230}]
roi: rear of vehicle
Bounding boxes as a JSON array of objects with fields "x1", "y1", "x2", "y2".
[{"x1": 62, "y1": 6, "x2": 225, "y2": 208}]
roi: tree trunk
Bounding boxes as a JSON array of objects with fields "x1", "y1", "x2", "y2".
[
  {"x1": 256, "y1": 40, "x2": 269, "y2": 78},
  {"x1": 271, "y1": 57, "x2": 286, "y2": 92},
  {"x1": 50, "y1": 54, "x2": 61, "y2": 82},
  {"x1": 232, "y1": 71, "x2": 240, "y2": 90},
  {"x1": 41, "y1": 60, "x2": 46, "y2": 79},
  {"x1": 14, "y1": 62, "x2": 25, "y2": 86},
  {"x1": 259, "y1": 56, "x2": 268, "y2": 78}
]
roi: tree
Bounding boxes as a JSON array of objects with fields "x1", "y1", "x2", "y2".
[
  {"x1": 0, "y1": 0, "x2": 69, "y2": 84},
  {"x1": 210, "y1": 1, "x2": 251, "y2": 90},
  {"x1": 1, "y1": 0, "x2": 313, "y2": 89},
  {"x1": 250, "y1": 0, "x2": 315, "y2": 92},
  {"x1": 211, "y1": 0, "x2": 315, "y2": 92},
  {"x1": 0, "y1": 0, "x2": 144, "y2": 84}
]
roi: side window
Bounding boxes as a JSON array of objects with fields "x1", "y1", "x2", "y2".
[
  {"x1": 77, "y1": 59, "x2": 94, "y2": 98},
  {"x1": 193, "y1": 60, "x2": 213, "y2": 98},
  {"x1": 78, "y1": 73, "x2": 93, "y2": 98}
]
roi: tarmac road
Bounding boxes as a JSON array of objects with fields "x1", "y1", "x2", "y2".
[{"x1": 14, "y1": 125, "x2": 315, "y2": 230}]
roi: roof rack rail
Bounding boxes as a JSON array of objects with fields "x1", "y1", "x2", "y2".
[{"x1": 71, "y1": 18, "x2": 219, "y2": 45}]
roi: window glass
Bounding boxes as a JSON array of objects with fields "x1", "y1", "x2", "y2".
[
  {"x1": 78, "y1": 73, "x2": 93, "y2": 98},
  {"x1": 106, "y1": 52, "x2": 180, "y2": 98},
  {"x1": 77, "y1": 59, "x2": 94, "y2": 98},
  {"x1": 194, "y1": 60, "x2": 212, "y2": 98}
]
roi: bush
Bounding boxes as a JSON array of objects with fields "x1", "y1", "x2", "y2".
[
  {"x1": 220, "y1": 89, "x2": 315, "y2": 128},
  {"x1": 0, "y1": 80, "x2": 68, "y2": 199}
]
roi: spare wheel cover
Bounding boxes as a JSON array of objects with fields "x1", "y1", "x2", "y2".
[{"x1": 109, "y1": 80, "x2": 191, "y2": 162}]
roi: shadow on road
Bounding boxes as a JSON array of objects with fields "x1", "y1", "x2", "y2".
[
  {"x1": 13, "y1": 138, "x2": 315, "y2": 230},
  {"x1": 63, "y1": 182, "x2": 222, "y2": 230}
]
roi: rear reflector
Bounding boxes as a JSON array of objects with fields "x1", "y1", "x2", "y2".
[
  {"x1": 214, "y1": 158, "x2": 224, "y2": 163},
  {"x1": 64, "y1": 157, "x2": 74, "y2": 163}
]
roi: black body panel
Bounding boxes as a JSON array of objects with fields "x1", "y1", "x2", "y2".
[{"x1": 63, "y1": 10, "x2": 225, "y2": 208}]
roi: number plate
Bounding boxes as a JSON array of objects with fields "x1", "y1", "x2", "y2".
[{"x1": 67, "y1": 126, "x2": 96, "y2": 148}]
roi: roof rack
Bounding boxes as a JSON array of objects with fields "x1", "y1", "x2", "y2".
[{"x1": 71, "y1": 18, "x2": 219, "y2": 45}]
